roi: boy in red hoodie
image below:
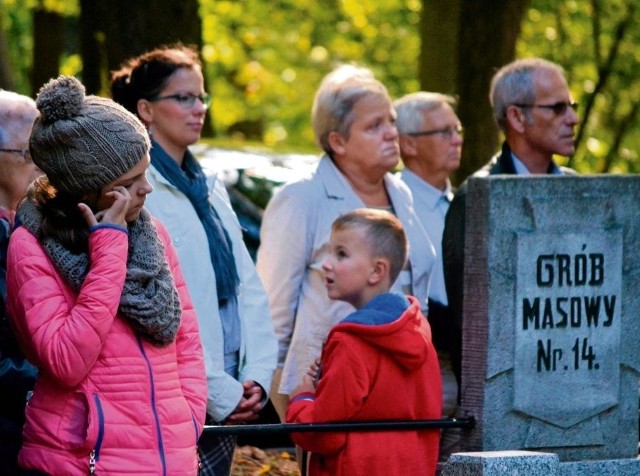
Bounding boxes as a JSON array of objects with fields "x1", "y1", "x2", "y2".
[{"x1": 286, "y1": 208, "x2": 442, "y2": 476}]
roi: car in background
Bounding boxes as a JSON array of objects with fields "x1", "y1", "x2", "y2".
[{"x1": 194, "y1": 145, "x2": 320, "y2": 260}]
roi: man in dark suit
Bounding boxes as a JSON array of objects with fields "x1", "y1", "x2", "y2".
[{"x1": 442, "y1": 58, "x2": 579, "y2": 393}]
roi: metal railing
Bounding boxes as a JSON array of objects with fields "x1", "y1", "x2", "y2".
[
  {"x1": 203, "y1": 416, "x2": 476, "y2": 436},
  {"x1": 203, "y1": 417, "x2": 476, "y2": 474}
]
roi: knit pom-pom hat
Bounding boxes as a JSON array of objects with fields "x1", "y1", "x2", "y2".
[{"x1": 30, "y1": 75, "x2": 150, "y2": 195}]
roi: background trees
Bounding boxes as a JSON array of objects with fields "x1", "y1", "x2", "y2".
[
  {"x1": 1, "y1": 0, "x2": 639, "y2": 182},
  {"x1": 520, "y1": 0, "x2": 640, "y2": 175},
  {"x1": 419, "y1": 0, "x2": 531, "y2": 181}
]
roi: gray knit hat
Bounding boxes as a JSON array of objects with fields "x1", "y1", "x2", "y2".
[{"x1": 30, "y1": 75, "x2": 150, "y2": 195}]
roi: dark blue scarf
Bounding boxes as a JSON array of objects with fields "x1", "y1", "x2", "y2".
[{"x1": 150, "y1": 141, "x2": 239, "y2": 304}]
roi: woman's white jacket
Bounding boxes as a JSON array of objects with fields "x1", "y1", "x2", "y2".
[
  {"x1": 146, "y1": 164, "x2": 277, "y2": 421},
  {"x1": 257, "y1": 156, "x2": 435, "y2": 395}
]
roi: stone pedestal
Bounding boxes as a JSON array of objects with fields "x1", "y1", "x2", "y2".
[
  {"x1": 442, "y1": 450, "x2": 559, "y2": 475},
  {"x1": 442, "y1": 451, "x2": 640, "y2": 475},
  {"x1": 459, "y1": 175, "x2": 640, "y2": 461}
]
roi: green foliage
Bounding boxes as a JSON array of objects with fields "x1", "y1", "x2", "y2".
[
  {"x1": 520, "y1": 0, "x2": 640, "y2": 173},
  {"x1": 2, "y1": 1, "x2": 33, "y2": 95},
  {"x1": 198, "y1": 0, "x2": 640, "y2": 173},
  {"x1": 2, "y1": 0, "x2": 639, "y2": 173},
  {"x1": 200, "y1": 0, "x2": 420, "y2": 149},
  {"x1": 2, "y1": 0, "x2": 78, "y2": 95}
]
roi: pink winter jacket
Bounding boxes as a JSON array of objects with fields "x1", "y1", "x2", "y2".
[{"x1": 7, "y1": 219, "x2": 207, "y2": 475}]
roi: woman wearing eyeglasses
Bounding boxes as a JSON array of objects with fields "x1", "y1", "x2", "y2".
[
  {"x1": 0, "y1": 90, "x2": 40, "y2": 476},
  {"x1": 111, "y1": 45, "x2": 277, "y2": 476}
]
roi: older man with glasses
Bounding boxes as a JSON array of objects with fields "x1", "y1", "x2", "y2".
[
  {"x1": 395, "y1": 91, "x2": 464, "y2": 465},
  {"x1": 0, "y1": 89, "x2": 40, "y2": 475},
  {"x1": 442, "y1": 58, "x2": 578, "y2": 417}
]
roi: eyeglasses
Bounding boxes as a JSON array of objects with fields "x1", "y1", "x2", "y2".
[
  {"x1": 406, "y1": 125, "x2": 463, "y2": 140},
  {"x1": 513, "y1": 101, "x2": 578, "y2": 116},
  {"x1": 149, "y1": 93, "x2": 211, "y2": 110},
  {"x1": 0, "y1": 148, "x2": 31, "y2": 162}
]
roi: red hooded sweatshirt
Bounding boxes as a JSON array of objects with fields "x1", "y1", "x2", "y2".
[{"x1": 287, "y1": 293, "x2": 442, "y2": 476}]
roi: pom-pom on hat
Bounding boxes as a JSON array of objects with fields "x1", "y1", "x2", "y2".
[{"x1": 30, "y1": 75, "x2": 150, "y2": 195}]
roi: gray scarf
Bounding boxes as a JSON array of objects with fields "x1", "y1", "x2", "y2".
[{"x1": 18, "y1": 199, "x2": 181, "y2": 346}]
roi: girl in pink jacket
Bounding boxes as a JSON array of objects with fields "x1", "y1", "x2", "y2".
[{"x1": 6, "y1": 75, "x2": 207, "y2": 475}]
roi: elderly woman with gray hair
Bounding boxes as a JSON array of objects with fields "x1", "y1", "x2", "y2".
[
  {"x1": 256, "y1": 64, "x2": 437, "y2": 420},
  {"x1": 0, "y1": 89, "x2": 40, "y2": 476}
]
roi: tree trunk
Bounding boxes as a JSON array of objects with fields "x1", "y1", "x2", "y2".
[
  {"x1": 79, "y1": 0, "x2": 107, "y2": 95},
  {"x1": 98, "y1": 0, "x2": 202, "y2": 72},
  {"x1": 79, "y1": 0, "x2": 212, "y2": 134},
  {"x1": 419, "y1": 0, "x2": 462, "y2": 95},
  {"x1": 31, "y1": 5, "x2": 65, "y2": 95},
  {"x1": 453, "y1": 0, "x2": 530, "y2": 185}
]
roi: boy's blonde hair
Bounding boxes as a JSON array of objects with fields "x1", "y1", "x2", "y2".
[{"x1": 332, "y1": 208, "x2": 408, "y2": 284}]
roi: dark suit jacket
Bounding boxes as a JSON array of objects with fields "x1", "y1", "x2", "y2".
[{"x1": 441, "y1": 142, "x2": 575, "y2": 389}]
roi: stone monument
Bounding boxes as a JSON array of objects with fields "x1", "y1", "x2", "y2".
[{"x1": 457, "y1": 175, "x2": 640, "y2": 465}]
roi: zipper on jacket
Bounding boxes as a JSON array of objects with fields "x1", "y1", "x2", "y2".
[
  {"x1": 89, "y1": 394, "x2": 105, "y2": 474},
  {"x1": 192, "y1": 414, "x2": 199, "y2": 444},
  {"x1": 88, "y1": 450, "x2": 96, "y2": 475},
  {"x1": 138, "y1": 336, "x2": 168, "y2": 476}
]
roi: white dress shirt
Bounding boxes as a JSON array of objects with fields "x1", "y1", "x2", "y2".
[{"x1": 399, "y1": 168, "x2": 453, "y2": 305}]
